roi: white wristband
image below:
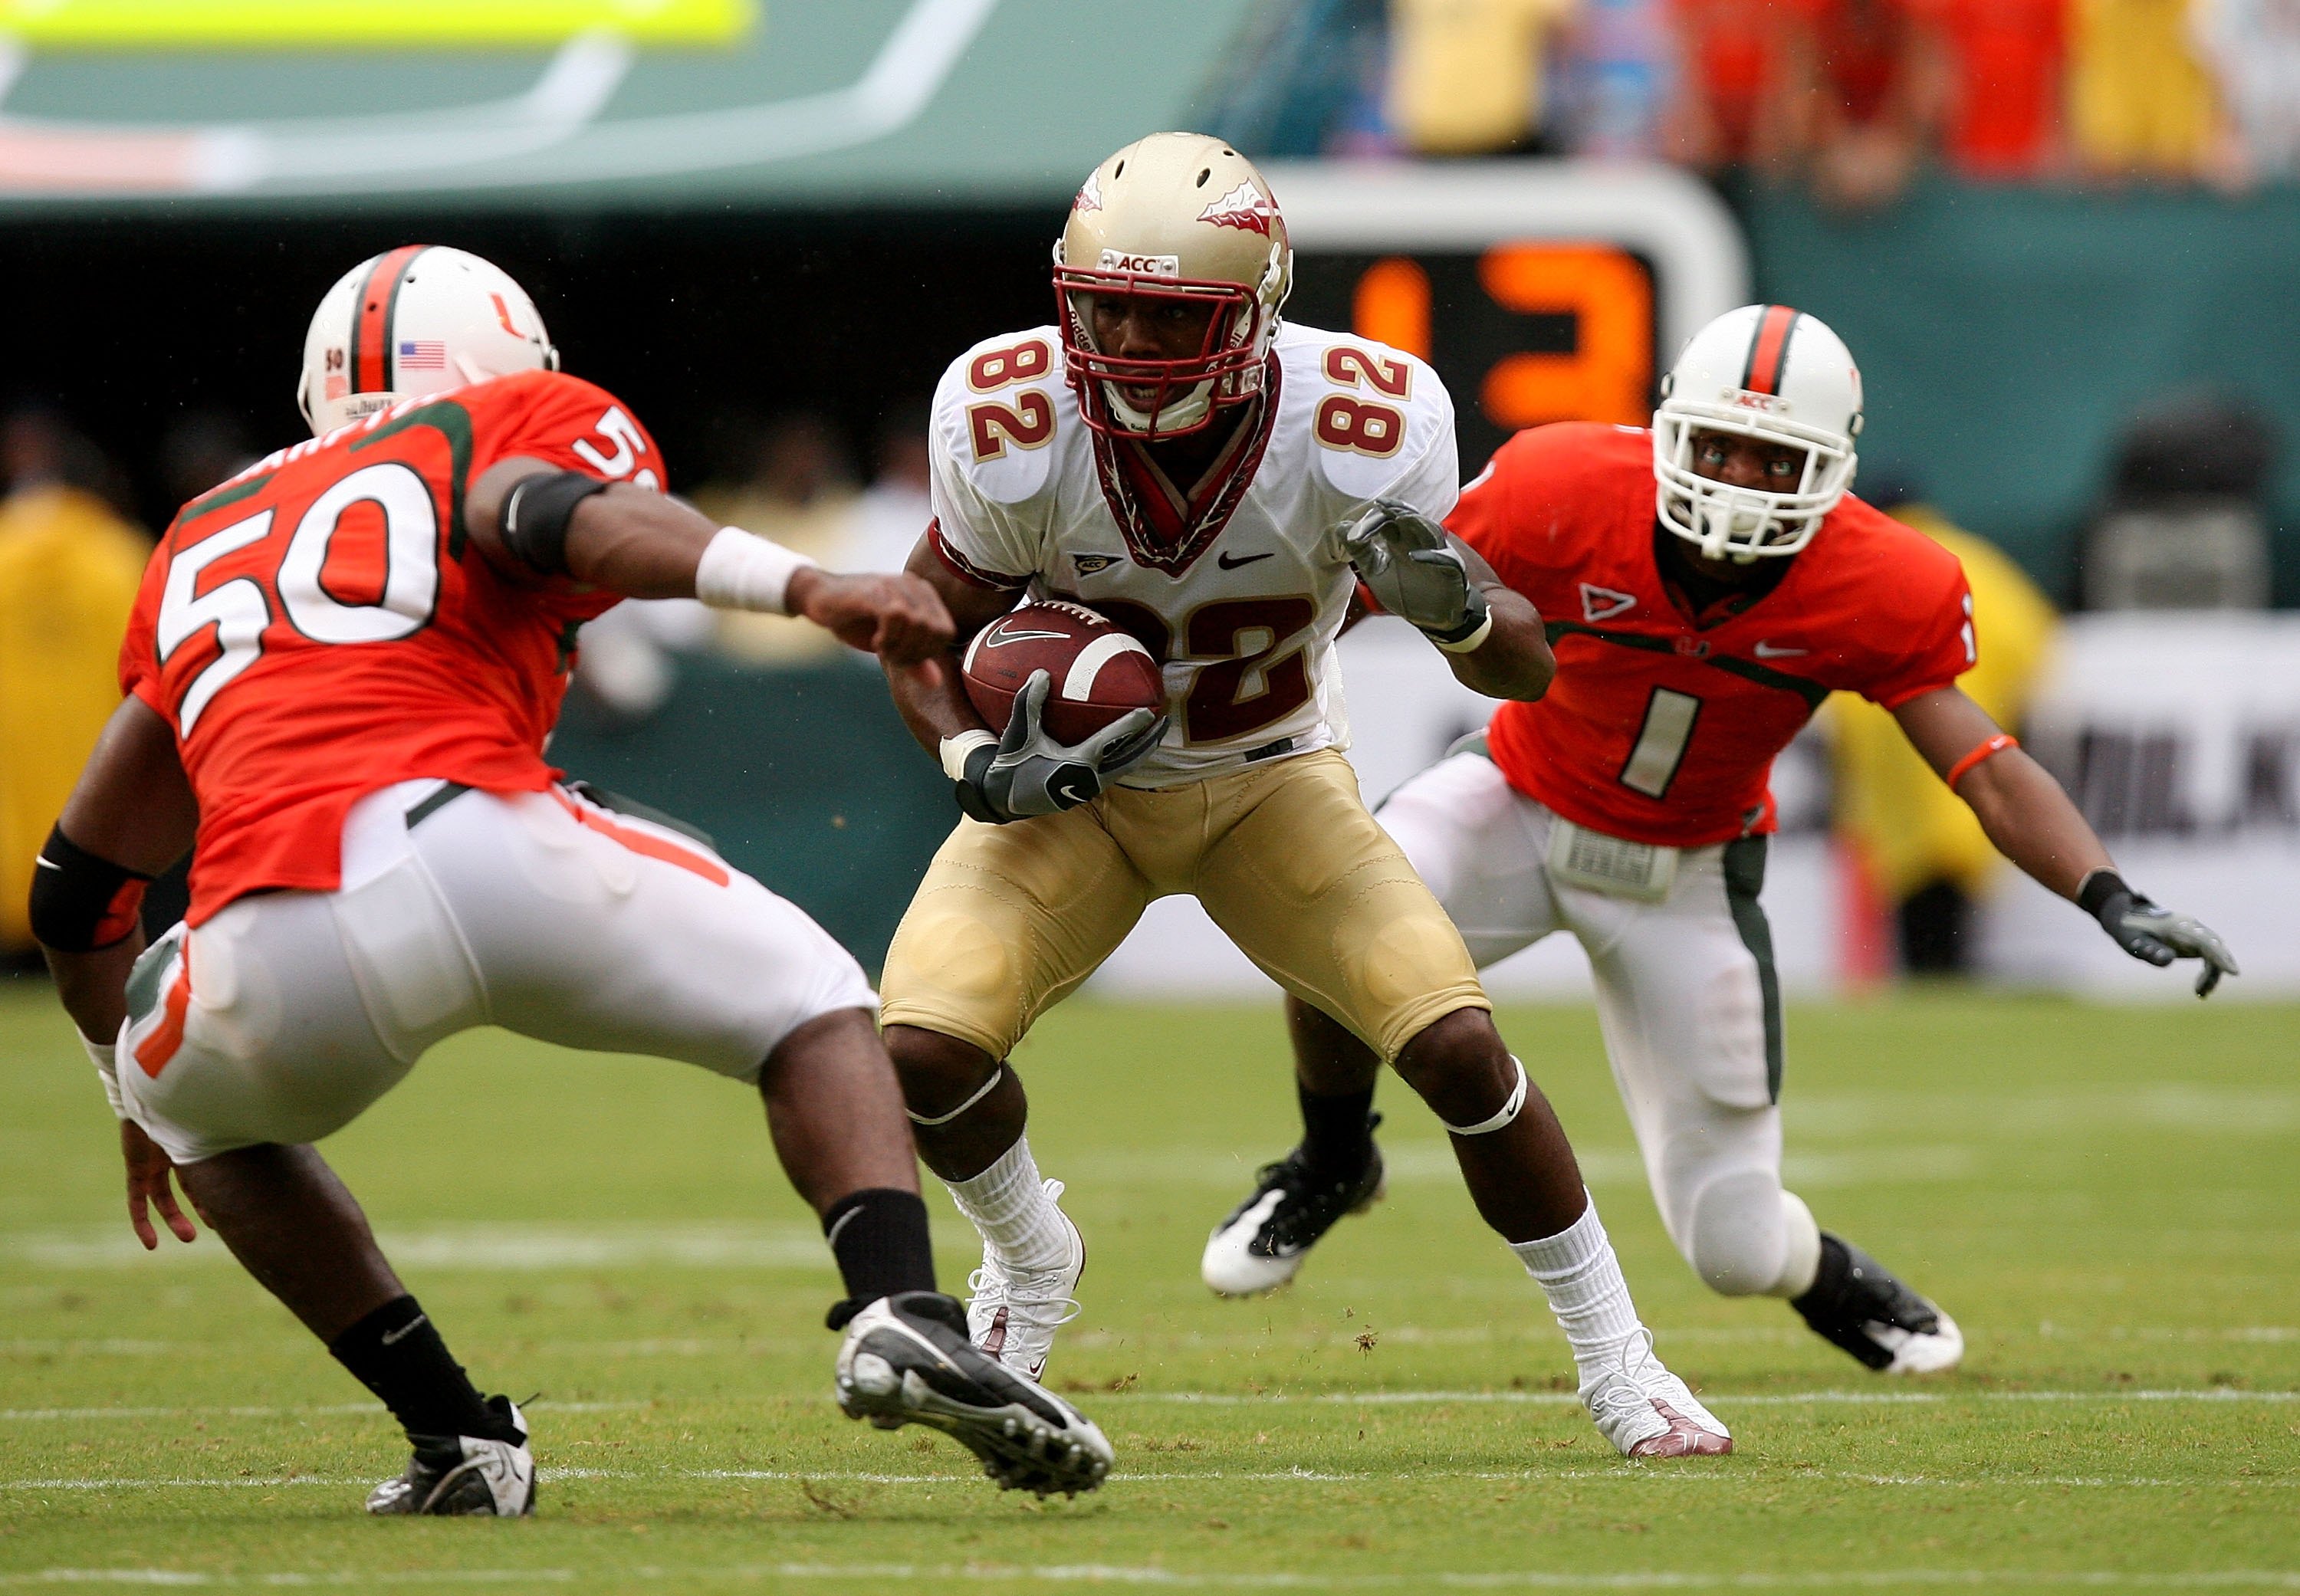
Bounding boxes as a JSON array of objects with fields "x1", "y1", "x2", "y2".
[
  {"x1": 1432, "y1": 611, "x2": 1496, "y2": 655},
  {"x1": 939, "y1": 729, "x2": 996, "y2": 783},
  {"x1": 693, "y1": 526, "x2": 819, "y2": 616},
  {"x1": 81, "y1": 1033, "x2": 127, "y2": 1119}
]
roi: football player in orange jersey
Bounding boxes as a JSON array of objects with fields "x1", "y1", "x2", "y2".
[
  {"x1": 1206, "y1": 304, "x2": 2237, "y2": 1374},
  {"x1": 30, "y1": 247, "x2": 1112, "y2": 1512}
]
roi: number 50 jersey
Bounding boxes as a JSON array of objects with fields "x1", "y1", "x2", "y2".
[
  {"x1": 927, "y1": 321, "x2": 1457, "y2": 787},
  {"x1": 119, "y1": 369, "x2": 665, "y2": 926}
]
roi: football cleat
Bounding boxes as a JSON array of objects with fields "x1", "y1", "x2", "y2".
[
  {"x1": 836, "y1": 1291, "x2": 1112, "y2": 1497},
  {"x1": 1792, "y1": 1233, "x2": 1963, "y2": 1374},
  {"x1": 1582, "y1": 1332, "x2": 1733, "y2": 1459},
  {"x1": 1202, "y1": 1130, "x2": 1385, "y2": 1298},
  {"x1": 365, "y1": 1395, "x2": 535, "y2": 1516},
  {"x1": 964, "y1": 1178, "x2": 1084, "y2": 1381}
]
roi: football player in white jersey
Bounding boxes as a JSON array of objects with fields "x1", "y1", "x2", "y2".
[{"x1": 873, "y1": 133, "x2": 1734, "y2": 1460}]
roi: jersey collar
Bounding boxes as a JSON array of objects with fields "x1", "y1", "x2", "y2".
[{"x1": 1088, "y1": 355, "x2": 1282, "y2": 577}]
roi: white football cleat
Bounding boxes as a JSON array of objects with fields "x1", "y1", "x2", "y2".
[
  {"x1": 1792, "y1": 1234, "x2": 1964, "y2": 1374},
  {"x1": 964, "y1": 1178, "x2": 1084, "y2": 1381},
  {"x1": 365, "y1": 1396, "x2": 536, "y2": 1516},
  {"x1": 1582, "y1": 1333, "x2": 1733, "y2": 1460},
  {"x1": 1202, "y1": 1138, "x2": 1385, "y2": 1298}
]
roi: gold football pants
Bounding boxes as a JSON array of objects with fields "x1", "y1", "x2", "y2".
[{"x1": 879, "y1": 748, "x2": 1488, "y2": 1062}]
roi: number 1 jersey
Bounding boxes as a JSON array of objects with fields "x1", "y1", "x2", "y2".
[
  {"x1": 1457, "y1": 422, "x2": 1974, "y2": 848},
  {"x1": 119, "y1": 369, "x2": 665, "y2": 925}
]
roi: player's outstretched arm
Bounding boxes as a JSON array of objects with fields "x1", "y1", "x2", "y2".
[
  {"x1": 1894, "y1": 686, "x2": 2239, "y2": 996},
  {"x1": 466, "y1": 459, "x2": 953, "y2": 672},
  {"x1": 1339, "y1": 500, "x2": 1552, "y2": 700}
]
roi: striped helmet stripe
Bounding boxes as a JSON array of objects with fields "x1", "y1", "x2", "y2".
[
  {"x1": 1740, "y1": 304, "x2": 1800, "y2": 396},
  {"x1": 349, "y1": 245, "x2": 429, "y2": 399}
]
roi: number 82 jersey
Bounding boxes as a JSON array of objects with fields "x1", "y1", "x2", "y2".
[
  {"x1": 926, "y1": 321, "x2": 1457, "y2": 787},
  {"x1": 119, "y1": 369, "x2": 665, "y2": 926}
]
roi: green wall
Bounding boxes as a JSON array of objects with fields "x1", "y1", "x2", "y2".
[
  {"x1": 550, "y1": 656, "x2": 953, "y2": 973},
  {"x1": 1741, "y1": 179, "x2": 2300, "y2": 606}
]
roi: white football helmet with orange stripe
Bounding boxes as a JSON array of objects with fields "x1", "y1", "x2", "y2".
[
  {"x1": 297, "y1": 246, "x2": 558, "y2": 437},
  {"x1": 1652, "y1": 304, "x2": 1862, "y2": 561}
]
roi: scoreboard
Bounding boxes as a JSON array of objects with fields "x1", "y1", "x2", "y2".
[{"x1": 1268, "y1": 163, "x2": 1748, "y2": 471}]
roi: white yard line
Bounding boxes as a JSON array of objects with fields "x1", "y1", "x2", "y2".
[
  {"x1": 1106, "y1": 1388, "x2": 2300, "y2": 1406},
  {"x1": 0, "y1": 1401, "x2": 641, "y2": 1423},
  {"x1": 2, "y1": 1565, "x2": 2297, "y2": 1589},
  {"x1": 4, "y1": 1466, "x2": 2288, "y2": 1493}
]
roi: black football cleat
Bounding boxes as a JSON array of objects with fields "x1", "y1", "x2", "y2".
[
  {"x1": 1201, "y1": 1125, "x2": 1386, "y2": 1297},
  {"x1": 365, "y1": 1395, "x2": 535, "y2": 1516},
  {"x1": 835, "y1": 1292, "x2": 1112, "y2": 1497},
  {"x1": 1792, "y1": 1233, "x2": 1963, "y2": 1374}
]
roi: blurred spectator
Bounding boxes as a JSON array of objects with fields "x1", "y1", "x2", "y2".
[
  {"x1": 1923, "y1": 0, "x2": 2068, "y2": 180},
  {"x1": 1550, "y1": 0, "x2": 1682, "y2": 157},
  {"x1": 1664, "y1": 0, "x2": 1817, "y2": 171},
  {"x1": 159, "y1": 409, "x2": 258, "y2": 509},
  {"x1": 2192, "y1": 0, "x2": 2300, "y2": 182},
  {"x1": 1829, "y1": 474, "x2": 2058, "y2": 974},
  {"x1": 0, "y1": 409, "x2": 150, "y2": 955},
  {"x1": 692, "y1": 411, "x2": 859, "y2": 663},
  {"x1": 846, "y1": 402, "x2": 935, "y2": 576},
  {"x1": 2080, "y1": 390, "x2": 2275, "y2": 609},
  {"x1": 1388, "y1": 0, "x2": 1582, "y2": 155},
  {"x1": 2068, "y1": 0, "x2": 2223, "y2": 179},
  {"x1": 1801, "y1": 0, "x2": 1949, "y2": 209}
]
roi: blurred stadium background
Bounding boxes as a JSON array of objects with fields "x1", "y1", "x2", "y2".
[{"x1": 3, "y1": 0, "x2": 2298, "y2": 1000}]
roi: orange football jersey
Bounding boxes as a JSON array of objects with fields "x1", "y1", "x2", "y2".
[
  {"x1": 1458, "y1": 422, "x2": 1973, "y2": 848},
  {"x1": 120, "y1": 369, "x2": 665, "y2": 924}
]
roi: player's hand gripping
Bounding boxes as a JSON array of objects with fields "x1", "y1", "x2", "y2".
[
  {"x1": 955, "y1": 671, "x2": 1166, "y2": 825},
  {"x1": 1339, "y1": 499, "x2": 1490, "y2": 648},
  {"x1": 2079, "y1": 869, "x2": 2239, "y2": 997},
  {"x1": 121, "y1": 1119, "x2": 200, "y2": 1250},
  {"x1": 791, "y1": 570, "x2": 955, "y2": 681}
]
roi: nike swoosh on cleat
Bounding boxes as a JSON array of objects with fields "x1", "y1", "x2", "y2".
[{"x1": 1217, "y1": 550, "x2": 1274, "y2": 569}]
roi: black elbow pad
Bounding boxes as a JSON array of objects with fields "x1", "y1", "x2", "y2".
[
  {"x1": 27, "y1": 825, "x2": 152, "y2": 953},
  {"x1": 499, "y1": 470, "x2": 612, "y2": 576}
]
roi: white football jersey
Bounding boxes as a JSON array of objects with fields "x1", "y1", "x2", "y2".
[{"x1": 928, "y1": 321, "x2": 1458, "y2": 787}]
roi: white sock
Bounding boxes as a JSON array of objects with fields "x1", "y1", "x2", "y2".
[
  {"x1": 945, "y1": 1135, "x2": 1069, "y2": 1272},
  {"x1": 1767, "y1": 1189, "x2": 1824, "y2": 1299},
  {"x1": 1509, "y1": 1194, "x2": 1648, "y2": 1385}
]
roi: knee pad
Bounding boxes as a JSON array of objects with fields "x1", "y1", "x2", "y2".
[{"x1": 1683, "y1": 1168, "x2": 1791, "y2": 1297}]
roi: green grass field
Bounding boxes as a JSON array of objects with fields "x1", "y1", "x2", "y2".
[{"x1": 1, "y1": 981, "x2": 2295, "y2": 1591}]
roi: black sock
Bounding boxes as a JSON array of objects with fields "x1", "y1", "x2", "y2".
[
  {"x1": 822, "y1": 1188, "x2": 938, "y2": 1328},
  {"x1": 328, "y1": 1296, "x2": 513, "y2": 1445},
  {"x1": 1790, "y1": 1233, "x2": 1854, "y2": 1318},
  {"x1": 1299, "y1": 1082, "x2": 1378, "y2": 1177}
]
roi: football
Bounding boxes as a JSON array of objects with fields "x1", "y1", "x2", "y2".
[{"x1": 961, "y1": 599, "x2": 1166, "y2": 744}]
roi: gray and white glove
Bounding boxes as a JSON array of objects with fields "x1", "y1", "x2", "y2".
[
  {"x1": 1339, "y1": 498, "x2": 1490, "y2": 651},
  {"x1": 950, "y1": 671, "x2": 1166, "y2": 825},
  {"x1": 2078, "y1": 869, "x2": 2239, "y2": 997}
]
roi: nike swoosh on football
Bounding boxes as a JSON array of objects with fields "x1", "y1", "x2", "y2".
[
  {"x1": 1217, "y1": 550, "x2": 1275, "y2": 569},
  {"x1": 1752, "y1": 642, "x2": 1808, "y2": 658},
  {"x1": 985, "y1": 629, "x2": 1073, "y2": 646}
]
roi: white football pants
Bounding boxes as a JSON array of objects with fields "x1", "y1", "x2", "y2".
[
  {"x1": 118, "y1": 780, "x2": 877, "y2": 1164},
  {"x1": 1378, "y1": 751, "x2": 1819, "y2": 1299}
]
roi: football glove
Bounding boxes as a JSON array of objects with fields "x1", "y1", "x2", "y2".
[
  {"x1": 2078, "y1": 869, "x2": 2239, "y2": 997},
  {"x1": 1339, "y1": 499, "x2": 1490, "y2": 648},
  {"x1": 954, "y1": 671, "x2": 1166, "y2": 826}
]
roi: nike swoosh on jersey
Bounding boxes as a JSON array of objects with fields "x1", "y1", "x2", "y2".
[
  {"x1": 1217, "y1": 550, "x2": 1275, "y2": 569},
  {"x1": 1752, "y1": 641, "x2": 1808, "y2": 658}
]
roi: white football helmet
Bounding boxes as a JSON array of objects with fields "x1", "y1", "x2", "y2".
[
  {"x1": 297, "y1": 246, "x2": 557, "y2": 437},
  {"x1": 1054, "y1": 132, "x2": 1292, "y2": 439},
  {"x1": 1652, "y1": 304, "x2": 1862, "y2": 560}
]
